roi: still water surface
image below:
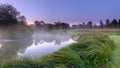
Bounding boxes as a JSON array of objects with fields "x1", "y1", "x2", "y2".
[{"x1": 0, "y1": 33, "x2": 76, "y2": 59}]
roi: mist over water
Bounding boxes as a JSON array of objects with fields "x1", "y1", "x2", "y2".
[
  {"x1": 33, "y1": 32, "x2": 72, "y2": 44},
  {"x1": 18, "y1": 32, "x2": 76, "y2": 58},
  {"x1": 18, "y1": 39, "x2": 76, "y2": 58},
  {"x1": 0, "y1": 31, "x2": 76, "y2": 59}
]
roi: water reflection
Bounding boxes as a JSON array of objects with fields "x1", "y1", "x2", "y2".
[
  {"x1": 18, "y1": 39, "x2": 76, "y2": 58},
  {"x1": 0, "y1": 39, "x2": 33, "y2": 59},
  {"x1": 33, "y1": 32, "x2": 71, "y2": 45},
  {"x1": 0, "y1": 32, "x2": 76, "y2": 59}
]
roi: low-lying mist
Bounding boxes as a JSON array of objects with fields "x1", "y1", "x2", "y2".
[
  {"x1": 17, "y1": 31, "x2": 76, "y2": 58},
  {"x1": 33, "y1": 31, "x2": 72, "y2": 44}
]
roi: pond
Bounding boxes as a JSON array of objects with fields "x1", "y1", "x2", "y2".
[{"x1": 0, "y1": 32, "x2": 76, "y2": 59}]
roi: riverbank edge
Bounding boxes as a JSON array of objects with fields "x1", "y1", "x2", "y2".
[{"x1": 0, "y1": 33, "x2": 115, "y2": 68}]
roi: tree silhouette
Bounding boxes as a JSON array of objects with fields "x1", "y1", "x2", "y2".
[
  {"x1": 54, "y1": 21, "x2": 69, "y2": 30},
  {"x1": 82, "y1": 22, "x2": 86, "y2": 29},
  {"x1": 18, "y1": 16, "x2": 27, "y2": 25},
  {"x1": 78, "y1": 24, "x2": 83, "y2": 29},
  {"x1": 0, "y1": 4, "x2": 33, "y2": 39},
  {"x1": 119, "y1": 19, "x2": 120, "y2": 28},
  {"x1": 72, "y1": 25, "x2": 78, "y2": 29},
  {"x1": 111, "y1": 19, "x2": 118, "y2": 28},
  {"x1": 105, "y1": 19, "x2": 110, "y2": 28},
  {"x1": 34, "y1": 21, "x2": 70, "y2": 31},
  {"x1": 86, "y1": 21, "x2": 93, "y2": 29},
  {"x1": 99, "y1": 20, "x2": 104, "y2": 28},
  {"x1": 34, "y1": 20, "x2": 45, "y2": 30},
  {"x1": 44, "y1": 23, "x2": 54, "y2": 31},
  {"x1": 0, "y1": 4, "x2": 26, "y2": 26}
]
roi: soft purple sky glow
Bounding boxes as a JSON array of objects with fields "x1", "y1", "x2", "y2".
[{"x1": 0, "y1": 0, "x2": 120, "y2": 24}]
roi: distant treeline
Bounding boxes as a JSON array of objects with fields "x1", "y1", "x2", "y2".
[
  {"x1": 33, "y1": 19, "x2": 120, "y2": 31},
  {"x1": 72, "y1": 19, "x2": 120, "y2": 29},
  {"x1": 34, "y1": 21, "x2": 70, "y2": 31},
  {"x1": 0, "y1": 4, "x2": 120, "y2": 31}
]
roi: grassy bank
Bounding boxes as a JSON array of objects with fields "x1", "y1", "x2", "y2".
[
  {"x1": 0, "y1": 33, "x2": 115, "y2": 68},
  {"x1": 109, "y1": 35, "x2": 120, "y2": 68}
]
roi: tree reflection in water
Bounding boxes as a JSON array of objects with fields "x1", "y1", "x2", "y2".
[
  {"x1": 0, "y1": 39, "x2": 33, "y2": 59},
  {"x1": 18, "y1": 32, "x2": 76, "y2": 58},
  {"x1": 0, "y1": 32, "x2": 76, "y2": 59}
]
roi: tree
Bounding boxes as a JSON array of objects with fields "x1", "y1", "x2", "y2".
[
  {"x1": 18, "y1": 16, "x2": 27, "y2": 25},
  {"x1": 100, "y1": 20, "x2": 104, "y2": 28},
  {"x1": 54, "y1": 21, "x2": 62, "y2": 30},
  {"x1": 0, "y1": 4, "x2": 26, "y2": 26},
  {"x1": 0, "y1": 4, "x2": 32, "y2": 39},
  {"x1": 34, "y1": 20, "x2": 40, "y2": 29},
  {"x1": 61, "y1": 22, "x2": 70, "y2": 29},
  {"x1": 111, "y1": 19, "x2": 118, "y2": 28},
  {"x1": 78, "y1": 24, "x2": 83, "y2": 29},
  {"x1": 34, "y1": 20, "x2": 45, "y2": 30},
  {"x1": 82, "y1": 22, "x2": 86, "y2": 29},
  {"x1": 119, "y1": 19, "x2": 120, "y2": 28},
  {"x1": 54, "y1": 21, "x2": 69, "y2": 30},
  {"x1": 72, "y1": 25, "x2": 78, "y2": 29},
  {"x1": 86, "y1": 21, "x2": 93, "y2": 29},
  {"x1": 44, "y1": 23, "x2": 54, "y2": 31},
  {"x1": 105, "y1": 19, "x2": 110, "y2": 28}
]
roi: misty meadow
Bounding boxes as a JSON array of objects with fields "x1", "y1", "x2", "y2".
[{"x1": 0, "y1": 0, "x2": 120, "y2": 68}]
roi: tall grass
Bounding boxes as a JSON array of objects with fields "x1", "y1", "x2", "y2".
[{"x1": 1, "y1": 34, "x2": 115, "y2": 68}]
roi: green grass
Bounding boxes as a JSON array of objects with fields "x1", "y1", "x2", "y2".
[
  {"x1": 40, "y1": 34, "x2": 114, "y2": 68},
  {"x1": 109, "y1": 35, "x2": 120, "y2": 68}
]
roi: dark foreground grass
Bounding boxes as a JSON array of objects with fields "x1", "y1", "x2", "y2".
[{"x1": 0, "y1": 34, "x2": 115, "y2": 68}]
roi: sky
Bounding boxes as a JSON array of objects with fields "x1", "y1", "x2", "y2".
[{"x1": 0, "y1": 0, "x2": 120, "y2": 24}]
